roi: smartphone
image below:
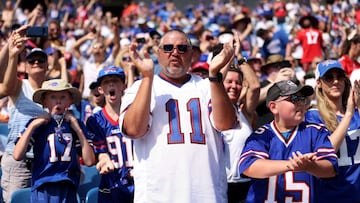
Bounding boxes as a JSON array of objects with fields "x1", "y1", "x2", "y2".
[
  {"x1": 136, "y1": 38, "x2": 146, "y2": 44},
  {"x1": 26, "y1": 26, "x2": 48, "y2": 38}
]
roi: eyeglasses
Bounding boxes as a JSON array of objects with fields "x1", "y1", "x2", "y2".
[
  {"x1": 277, "y1": 94, "x2": 308, "y2": 105},
  {"x1": 27, "y1": 58, "x2": 46, "y2": 64},
  {"x1": 160, "y1": 44, "x2": 188, "y2": 53},
  {"x1": 321, "y1": 72, "x2": 345, "y2": 83},
  {"x1": 122, "y1": 56, "x2": 131, "y2": 62}
]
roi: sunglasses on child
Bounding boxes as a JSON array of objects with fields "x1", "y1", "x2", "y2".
[
  {"x1": 27, "y1": 58, "x2": 47, "y2": 64},
  {"x1": 277, "y1": 94, "x2": 307, "y2": 105},
  {"x1": 160, "y1": 44, "x2": 188, "y2": 53}
]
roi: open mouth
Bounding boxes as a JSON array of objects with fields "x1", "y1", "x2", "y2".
[{"x1": 109, "y1": 90, "x2": 115, "y2": 96}]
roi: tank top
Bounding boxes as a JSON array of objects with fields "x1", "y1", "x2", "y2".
[{"x1": 6, "y1": 80, "x2": 45, "y2": 154}]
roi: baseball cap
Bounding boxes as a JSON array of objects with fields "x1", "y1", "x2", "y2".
[
  {"x1": 266, "y1": 80, "x2": 314, "y2": 107},
  {"x1": 191, "y1": 61, "x2": 209, "y2": 72},
  {"x1": 315, "y1": 60, "x2": 344, "y2": 80},
  {"x1": 33, "y1": 79, "x2": 81, "y2": 105},
  {"x1": 45, "y1": 47, "x2": 58, "y2": 55},
  {"x1": 26, "y1": 48, "x2": 47, "y2": 60},
  {"x1": 89, "y1": 81, "x2": 99, "y2": 90},
  {"x1": 97, "y1": 66, "x2": 125, "y2": 84}
]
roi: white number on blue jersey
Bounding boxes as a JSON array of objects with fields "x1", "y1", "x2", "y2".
[
  {"x1": 106, "y1": 135, "x2": 134, "y2": 169},
  {"x1": 266, "y1": 172, "x2": 310, "y2": 203},
  {"x1": 48, "y1": 133, "x2": 72, "y2": 163},
  {"x1": 338, "y1": 129, "x2": 360, "y2": 166}
]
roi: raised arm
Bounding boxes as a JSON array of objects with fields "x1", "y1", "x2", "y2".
[
  {"x1": 234, "y1": 31, "x2": 260, "y2": 124},
  {"x1": 209, "y1": 43, "x2": 237, "y2": 130},
  {"x1": 122, "y1": 44, "x2": 154, "y2": 139},
  {"x1": 0, "y1": 42, "x2": 9, "y2": 83},
  {"x1": 0, "y1": 25, "x2": 29, "y2": 99},
  {"x1": 71, "y1": 32, "x2": 96, "y2": 60},
  {"x1": 110, "y1": 17, "x2": 120, "y2": 59},
  {"x1": 328, "y1": 82, "x2": 359, "y2": 151}
]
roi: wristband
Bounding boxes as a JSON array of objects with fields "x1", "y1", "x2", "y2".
[{"x1": 208, "y1": 72, "x2": 223, "y2": 82}]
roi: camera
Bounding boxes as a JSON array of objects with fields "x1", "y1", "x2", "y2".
[{"x1": 26, "y1": 26, "x2": 48, "y2": 38}]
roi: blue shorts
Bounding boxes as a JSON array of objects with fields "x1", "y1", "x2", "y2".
[{"x1": 31, "y1": 181, "x2": 77, "y2": 203}]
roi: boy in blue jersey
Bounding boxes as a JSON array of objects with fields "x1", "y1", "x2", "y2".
[
  {"x1": 86, "y1": 66, "x2": 134, "y2": 203},
  {"x1": 13, "y1": 79, "x2": 96, "y2": 203},
  {"x1": 239, "y1": 80, "x2": 338, "y2": 203}
]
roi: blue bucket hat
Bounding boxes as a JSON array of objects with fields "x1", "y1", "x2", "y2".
[
  {"x1": 97, "y1": 66, "x2": 125, "y2": 84},
  {"x1": 315, "y1": 60, "x2": 344, "y2": 80}
]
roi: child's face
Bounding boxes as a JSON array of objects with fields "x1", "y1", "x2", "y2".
[
  {"x1": 99, "y1": 76, "x2": 125, "y2": 104},
  {"x1": 42, "y1": 91, "x2": 73, "y2": 115},
  {"x1": 270, "y1": 94, "x2": 308, "y2": 128}
]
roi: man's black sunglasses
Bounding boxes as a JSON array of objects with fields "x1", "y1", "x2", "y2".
[{"x1": 161, "y1": 44, "x2": 188, "y2": 53}]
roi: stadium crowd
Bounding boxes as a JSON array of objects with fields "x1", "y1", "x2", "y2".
[{"x1": 0, "y1": 0, "x2": 360, "y2": 202}]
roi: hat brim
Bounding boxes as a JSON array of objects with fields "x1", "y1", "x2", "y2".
[
  {"x1": 33, "y1": 87, "x2": 82, "y2": 105},
  {"x1": 97, "y1": 73, "x2": 125, "y2": 84},
  {"x1": 317, "y1": 66, "x2": 344, "y2": 79},
  {"x1": 232, "y1": 17, "x2": 251, "y2": 27},
  {"x1": 261, "y1": 60, "x2": 291, "y2": 72},
  {"x1": 26, "y1": 51, "x2": 47, "y2": 60},
  {"x1": 266, "y1": 84, "x2": 314, "y2": 106},
  {"x1": 282, "y1": 85, "x2": 314, "y2": 97},
  {"x1": 299, "y1": 15, "x2": 319, "y2": 28}
]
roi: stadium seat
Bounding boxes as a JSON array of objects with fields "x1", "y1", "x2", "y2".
[
  {"x1": 85, "y1": 187, "x2": 98, "y2": 203},
  {"x1": 9, "y1": 187, "x2": 31, "y2": 203},
  {"x1": 77, "y1": 166, "x2": 100, "y2": 202},
  {"x1": 9, "y1": 187, "x2": 81, "y2": 203}
]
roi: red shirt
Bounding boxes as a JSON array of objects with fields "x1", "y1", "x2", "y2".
[
  {"x1": 339, "y1": 55, "x2": 360, "y2": 76},
  {"x1": 295, "y1": 28, "x2": 324, "y2": 64}
]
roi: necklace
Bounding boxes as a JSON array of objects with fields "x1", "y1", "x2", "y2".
[{"x1": 53, "y1": 114, "x2": 66, "y2": 144}]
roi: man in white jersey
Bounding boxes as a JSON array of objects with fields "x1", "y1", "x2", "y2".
[{"x1": 119, "y1": 29, "x2": 237, "y2": 203}]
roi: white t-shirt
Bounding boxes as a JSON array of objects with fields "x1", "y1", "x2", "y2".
[
  {"x1": 78, "y1": 55, "x2": 113, "y2": 98},
  {"x1": 222, "y1": 109, "x2": 252, "y2": 183}
]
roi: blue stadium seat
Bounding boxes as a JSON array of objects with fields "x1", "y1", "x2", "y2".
[
  {"x1": 85, "y1": 187, "x2": 98, "y2": 203},
  {"x1": 77, "y1": 166, "x2": 100, "y2": 202},
  {"x1": 9, "y1": 187, "x2": 31, "y2": 203},
  {"x1": 9, "y1": 187, "x2": 81, "y2": 203}
]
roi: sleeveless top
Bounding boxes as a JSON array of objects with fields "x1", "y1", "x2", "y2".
[{"x1": 6, "y1": 80, "x2": 45, "y2": 154}]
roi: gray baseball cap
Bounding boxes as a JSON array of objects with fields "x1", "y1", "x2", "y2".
[{"x1": 266, "y1": 80, "x2": 314, "y2": 107}]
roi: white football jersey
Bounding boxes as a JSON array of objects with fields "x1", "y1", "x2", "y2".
[{"x1": 120, "y1": 74, "x2": 227, "y2": 203}]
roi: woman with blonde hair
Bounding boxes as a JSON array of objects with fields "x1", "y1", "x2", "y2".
[{"x1": 305, "y1": 59, "x2": 360, "y2": 202}]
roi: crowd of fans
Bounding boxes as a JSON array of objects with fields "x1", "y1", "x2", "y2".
[{"x1": 0, "y1": 0, "x2": 360, "y2": 202}]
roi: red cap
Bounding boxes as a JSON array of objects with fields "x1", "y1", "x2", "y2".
[{"x1": 191, "y1": 62, "x2": 209, "y2": 72}]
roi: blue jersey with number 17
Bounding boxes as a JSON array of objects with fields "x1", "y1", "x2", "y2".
[
  {"x1": 239, "y1": 121, "x2": 338, "y2": 203},
  {"x1": 306, "y1": 108, "x2": 360, "y2": 202},
  {"x1": 17, "y1": 117, "x2": 86, "y2": 190}
]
